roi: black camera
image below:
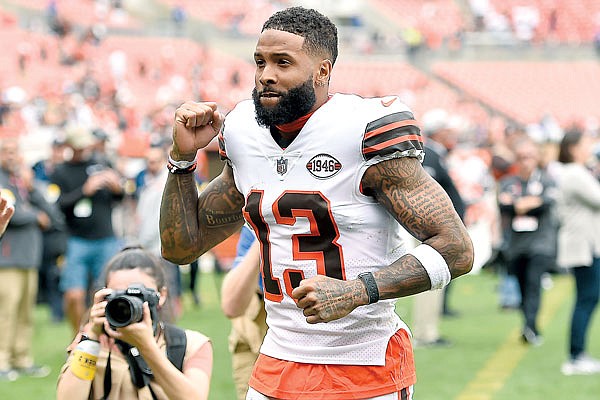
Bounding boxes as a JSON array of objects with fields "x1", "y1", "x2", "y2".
[{"x1": 105, "y1": 284, "x2": 160, "y2": 332}]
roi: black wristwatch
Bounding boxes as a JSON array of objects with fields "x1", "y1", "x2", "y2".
[{"x1": 357, "y1": 272, "x2": 380, "y2": 304}]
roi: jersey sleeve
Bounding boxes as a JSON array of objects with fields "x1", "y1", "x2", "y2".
[
  {"x1": 361, "y1": 107, "x2": 424, "y2": 163},
  {"x1": 217, "y1": 129, "x2": 229, "y2": 163}
]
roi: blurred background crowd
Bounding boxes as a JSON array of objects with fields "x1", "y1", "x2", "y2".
[{"x1": 1, "y1": 0, "x2": 600, "y2": 387}]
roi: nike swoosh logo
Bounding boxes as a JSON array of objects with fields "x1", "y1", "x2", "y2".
[{"x1": 381, "y1": 97, "x2": 397, "y2": 107}]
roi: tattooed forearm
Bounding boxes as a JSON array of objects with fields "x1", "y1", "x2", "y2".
[
  {"x1": 374, "y1": 254, "x2": 433, "y2": 300},
  {"x1": 160, "y1": 164, "x2": 245, "y2": 264},
  {"x1": 362, "y1": 157, "x2": 474, "y2": 299},
  {"x1": 202, "y1": 211, "x2": 244, "y2": 226},
  {"x1": 160, "y1": 173, "x2": 201, "y2": 264}
]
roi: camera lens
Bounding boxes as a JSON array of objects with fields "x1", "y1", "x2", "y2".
[{"x1": 105, "y1": 296, "x2": 144, "y2": 328}]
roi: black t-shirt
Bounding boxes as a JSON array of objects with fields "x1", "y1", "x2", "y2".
[{"x1": 50, "y1": 159, "x2": 123, "y2": 239}]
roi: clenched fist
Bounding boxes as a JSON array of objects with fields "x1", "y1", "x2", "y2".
[
  {"x1": 172, "y1": 101, "x2": 225, "y2": 160},
  {"x1": 291, "y1": 275, "x2": 369, "y2": 324}
]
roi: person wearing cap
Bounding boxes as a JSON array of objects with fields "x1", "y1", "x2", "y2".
[
  {"x1": 31, "y1": 137, "x2": 69, "y2": 323},
  {"x1": 0, "y1": 137, "x2": 55, "y2": 380},
  {"x1": 50, "y1": 124, "x2": 124, "y2": 334},
  {"x1": 90, "y1": 128, "x2": 113, "y2": 167},
  {"x1": 411, "y1": 108, "x2": 466, "y2": 347}
]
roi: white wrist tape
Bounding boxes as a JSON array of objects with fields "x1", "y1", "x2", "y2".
[{"x1": 408, "y1": 244, "x2": 451, "y2": 290}]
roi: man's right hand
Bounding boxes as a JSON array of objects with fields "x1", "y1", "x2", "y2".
[
  {"x1": 172, "y1": 101, "x2": 224, "y2": 160},
  {"x1": 88, "y1": 288, "x2": 113, "y2": 340},
  {"x1": 0, "y1": 195, "x2": 14, "y2": 236}
]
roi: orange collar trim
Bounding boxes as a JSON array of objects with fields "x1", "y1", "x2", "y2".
[
  {"x1": 275, "y1": 95, "x2": 333, "y2": 134},
  {"x1": 275, "y1": 111, "x2": 316, "y2": 134}
]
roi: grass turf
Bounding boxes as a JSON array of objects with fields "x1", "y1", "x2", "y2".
[{"x1": 0, "y1": 269, "x2": 599, "y2": 399}]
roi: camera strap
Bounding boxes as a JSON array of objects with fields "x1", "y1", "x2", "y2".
[
  {"x1": 100, "y1": 329, "x2": 187, "y2": 399},
  {"x1": 101, "y1": 350, "x2": 112, "y2": 400},
  {"x1": 114, "y1": 340, "x2": 153, "y2": 389},
  {"x1": 127, "y1": 346, "x2": 153, "y2": 388},
  {"x1": 101, "y1": 341, "x2": 154, "y2": 399},
  {"x1": 164, "y1": 323, "x2": 187, "y2": 372}
]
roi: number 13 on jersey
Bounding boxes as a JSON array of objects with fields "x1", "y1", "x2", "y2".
[{"x1": 243, "y1": 190, "x2": 346, "y2": 302}]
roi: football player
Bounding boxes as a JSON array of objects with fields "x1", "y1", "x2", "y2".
[{"x1": 160, "y1": 6, "x2": 473, "y2": 400}]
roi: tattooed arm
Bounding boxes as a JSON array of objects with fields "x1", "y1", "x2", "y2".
[
  {"x1": 160, "y1": 163, "x2": 245, "y2": 264},
  {"x1": 160, "y1": 101, "x2": 245, "y2": 264},
  {"x1": 292, "y1": 157, "x2": 473, "y2": 323},
  {"x1": 362, "y1": 156, "x2": 473, "y2": 297}
]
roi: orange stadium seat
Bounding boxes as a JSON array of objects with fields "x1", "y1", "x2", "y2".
[
  {"x1": 9, "y1": 0, "x2": 142, "y2": 29},
  {"x1": 432, "y1": 60, "x2": 600, "y2": 126},
  {"x1": 488, "y1": 0, "x2": 600, "y2": 43},
  {"x1": 158, "y1": 0, "x2": 281, "y2": 36},
  {"x1": 330, "y1": 60, "x2": 488, "y2": 122},
  {"x1": 367, "y1": 0, "x2": 465, "y2": 48}
]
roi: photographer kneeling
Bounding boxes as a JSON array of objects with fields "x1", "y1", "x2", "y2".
[{"x1": 57, "y1": 247, "x2": 212, "y2": 400}]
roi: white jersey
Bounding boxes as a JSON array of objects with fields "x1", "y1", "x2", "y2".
[{"x1": 220, "y1": 93, "x2": 424, "y2": 366}]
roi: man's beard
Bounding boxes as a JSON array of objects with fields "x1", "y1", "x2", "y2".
[{"x1": 252, "y1": 78, "x2": 316, "y2": 128}]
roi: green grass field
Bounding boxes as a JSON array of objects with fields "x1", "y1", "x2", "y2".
[{"x1": 1, "y1": 269, "x2": 599, "y2": 400}]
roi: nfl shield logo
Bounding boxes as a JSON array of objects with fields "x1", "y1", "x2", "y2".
[{"x1": 276, "y1": 157, "x2": 288, "y2": 175}]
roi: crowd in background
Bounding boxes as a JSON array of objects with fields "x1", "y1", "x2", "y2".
[
  {"x1": 2, "y1": 92, "x2": 600, "y2": 379},
  {"x1": 2, "y1": 0, "x2": 600, "y2": 386}
]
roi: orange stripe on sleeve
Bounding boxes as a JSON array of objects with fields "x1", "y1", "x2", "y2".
[
  {"x1": 364, "y1": 119, "x2": 417, "y2": 140},
  {"x1": 363, "y1": 134, "x2": 423, "y2": 154}
]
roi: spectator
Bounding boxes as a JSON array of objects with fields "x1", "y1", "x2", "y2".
[
  {"x1": 56, "y1": 247, "x2": 212, "y2": 400},
  {"x1": 486, "y1": 122, "x2": 525, "y2": 309},
  {"x1": 50, "y1": 125, "x2": 123, "y2": 334},
  {"x1": 32, "y1": 137, "x2": 68, "y2": 322},
  {"x1": 220, "y1": 226, "x2": 266, "y2": 400},
  {"x1": 35, "y1": 174, "x2": 68, "y2": 323},
  {"x1": 32, "y1": 138, "x2": 66, "y2": 182},
  {"x1": 556, "y1": 130, "x2": 600, "y2": 375},
  {"x1": 90, "y1": 128, "x2": 113, "y2": 167},
  {"x1": 422, "y1": 108, "x2": 466, "y2": 314},
  {"x1": 171, "y1": 4, "x2": 187, "y2": 35},
  {"x1": 497, "y1": 137, "x2": 558, "y2": 346},
  {"x1": 0, "y1": 138, "x2": 53, "y2": 381},
  {"x1": 411, "y1": 108, "x2": 466, "y2": 348}
]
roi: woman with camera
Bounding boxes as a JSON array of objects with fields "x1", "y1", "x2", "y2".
[{"x1": 57, "y1": 247, "x2": 213, "y2": 400}]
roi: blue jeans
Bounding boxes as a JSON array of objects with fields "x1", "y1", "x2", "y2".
[
  {"x1": 499, "y1": 272, "x2": 521, "y2": 308},
  {"x1": 570, "y1": 258, "x2": 600, "y2": 359},
  {"x1": 59, "y1": 236, "x2": 121, "y2": 292}
]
